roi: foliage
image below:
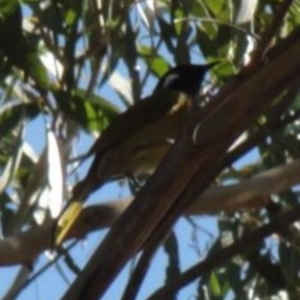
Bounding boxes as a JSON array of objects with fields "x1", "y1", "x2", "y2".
[{"x1": 0, "y1": 0, "x2": 300, "y2": 299}]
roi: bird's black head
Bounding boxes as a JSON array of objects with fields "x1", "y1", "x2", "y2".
[{"x1": 154, "y1": 62, "x2": 217, "y2": 97}]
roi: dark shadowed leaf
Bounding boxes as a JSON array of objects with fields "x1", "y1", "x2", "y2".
[{"x1": 0, "y1": 102, "x2": 40, "y2": 137}]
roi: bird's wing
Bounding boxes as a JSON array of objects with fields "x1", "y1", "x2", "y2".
[{"x1": 87, "y1": 90, "x2": 191, "y2": 157}]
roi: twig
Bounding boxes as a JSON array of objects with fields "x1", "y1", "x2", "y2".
[
  {"x1": 250, "y1": 0, "x2": 295, "y2": 65},
  {"x1": 121, "y1": 241, "x2": 160, "y2": 300},
  {"x1": 146, "y1": 206, "x2": 300, "y2": 300}
]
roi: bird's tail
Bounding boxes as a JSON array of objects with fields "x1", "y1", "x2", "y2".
[
  {"x1": 55, "y1": 178, "x2": 104, "y2": 245},
  {"x1": 55, "y1": 200, "x2": 83, "y2": 245}
]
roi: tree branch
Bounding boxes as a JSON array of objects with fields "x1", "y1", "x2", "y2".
[
  {"x1": 1, "y1": 156, "x2": 300, "y2": 267},
  {"x1": 250, "y1": 0, "x2": 294, "y2": 65},
  {"x1": 147, "y1": 205, "x2": 300, "y2": 300}
]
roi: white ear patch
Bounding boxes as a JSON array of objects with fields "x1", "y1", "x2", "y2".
[{"x1": 161, "y1": 73, "x2": 180, "y2": 88}]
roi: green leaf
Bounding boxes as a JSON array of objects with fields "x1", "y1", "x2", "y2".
[
  {"x1": 137, "y1": 44, "x2": 153, "y2": 56},
  {"x1": 26, "y1": 51, "x2": 50, "y2": 88},
  {"x1": 65, "y1": 8, "x2": 77, "y2": 26},
  {"x1": 173, "y1": 8, "x2": 184, "y2": 35},
  {"x1": 76, "y1": 89, "x2": 120, "y2": 120},
  {"x1": 204, "y1": 0, "x2": 226, "y2": 15},
  {"x1": 149, "y1": 57, "x2": 170, "y2": 77},
  {"x1": 55, "y1": 89, "x2": 120, "y2": 132},
  {"x1": 209, "y1": 271, "x2": 222, "y2": 297}
]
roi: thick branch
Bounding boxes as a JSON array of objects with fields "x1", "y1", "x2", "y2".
[{"x1": 1, "y1": 159, "x2": 300, "y2": 266}]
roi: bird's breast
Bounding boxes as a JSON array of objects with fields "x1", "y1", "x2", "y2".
[{"x1": 97, "y1": 110, "x2": 188, "y2": 179}]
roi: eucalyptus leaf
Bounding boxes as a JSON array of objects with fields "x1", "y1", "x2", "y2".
[
  {"x1": 0, "y1": 102, "x2": 40, "y2": 137},
  {"x1": 55, "y1": 89, "x2": 120, "y2": 133}
]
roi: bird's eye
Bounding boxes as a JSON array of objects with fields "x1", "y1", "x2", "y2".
[{"x1": 161, "y1": 73, "x2": 180, "y2": 89}]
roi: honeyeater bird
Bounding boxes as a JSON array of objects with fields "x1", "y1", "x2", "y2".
[{"x1": 55, "y1": 62, "x2": 216, "y2": 244}]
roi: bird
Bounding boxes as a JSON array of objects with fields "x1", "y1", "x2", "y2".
[{"x1": 55, "y1": 62, "x2": 216, "y2": 244}]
